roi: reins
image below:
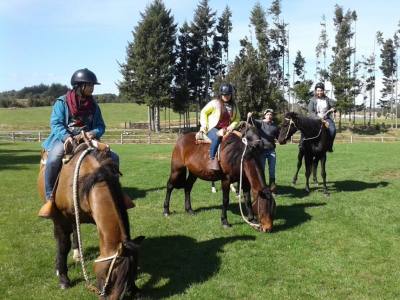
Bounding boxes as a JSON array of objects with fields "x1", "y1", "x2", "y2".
[
  {"x1": 284, "y1": 117, "x2": 323, "y2": 141},
  {"x1": 72, "y1": 144, "x2": 121, "y2": 297},
  {"x1": 236, "y1": 117, "x2": 261, "y2": 230}
]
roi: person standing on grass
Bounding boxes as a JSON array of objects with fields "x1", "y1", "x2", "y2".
[
  {"x1": 38, "y1": 68, "x2": 132, "y2": 218},
  {"x1": 247, "y1": 109, "x2": 279, "y2": 193}
]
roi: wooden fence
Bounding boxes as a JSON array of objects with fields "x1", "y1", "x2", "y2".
[{"x1": 0, "y1": 130, "x2": 399, "y2": 144}]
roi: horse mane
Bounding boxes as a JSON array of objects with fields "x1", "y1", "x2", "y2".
[
  {"x1": 291, "y1": 113, "x2": 325, "y2": 138},
  {"x1": 80, "y1": 157, "x2": 131, "y2": 240},
  {"x1": 222, "y1": 131, "x2": 259, "y2": 167}
]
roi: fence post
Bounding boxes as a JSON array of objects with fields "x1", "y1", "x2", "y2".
[
  {"x1": 381, "y1": 137, "x2": 384, "y2": 143},
  {"x1": 120, "y1": 133, "x2": 123, "y2": 144},
  {"x1": 38, "y1": 131, "x2": 41, "y2": 142},
  {"x1": 350, "y1": 135, "x2": 353, "y2": 143},
  {"x1": 12, "y1": 132, "x2": 15, "y2": 142},
  {"x1": 147, "y1": 132, "x2": 151, "y2": 144}
]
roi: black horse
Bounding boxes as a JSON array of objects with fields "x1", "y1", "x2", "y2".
[{"x1": 278, "y1": 112, "x2": 331, "y2": 195}]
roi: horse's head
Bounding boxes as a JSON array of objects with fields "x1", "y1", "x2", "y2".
[
  {"x1": 253, "y1": 187, "x2": 276, "y2": 232},
  {"x1": 94, "y1": 236, "x2": 145, "y2": 299},
  {"x1": 278, "y1": 112, "x2": 299, "y2": 144},
  {"x1": 237, "y1": 121, "x2": 263, "y2": 150}
]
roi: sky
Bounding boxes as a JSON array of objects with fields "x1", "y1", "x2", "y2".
[{"x1": 1, "y1": 0, "x2": 400, "y2": 99}]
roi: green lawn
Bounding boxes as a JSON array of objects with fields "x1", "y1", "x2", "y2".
[
  {"x1": 0, "y1": 142, "x2": 400, "y2": 299},
  {"x1": 0, "y1": 103, "x2": 196, "y2": 131}
]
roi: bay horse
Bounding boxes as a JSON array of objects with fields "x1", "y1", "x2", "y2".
[
  {"x1": 278, "y1": 112, "x2": 330, "y2": 195},
  {"x1": 163, "y1": 123, "x2": 276, "y2": 232},
  {"x1": 38, "y1": 140, "x2": 144, "y2": 299}
]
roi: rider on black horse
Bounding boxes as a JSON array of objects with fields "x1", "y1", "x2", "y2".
[{"x1": 300, "y1": 82, "x2": 336, "y2": 152}]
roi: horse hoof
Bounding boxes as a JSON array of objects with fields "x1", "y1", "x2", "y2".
[
  {"x1": 60, "y1": 282, "x2": 71, "y2": 289},
  {"x1": 324, "y1": 192, "x2": 330, "y2": 197},
  {"x1": 222, "y1": 223, "x2": 232, "y2": 228},
  {"x1": 211, "y1": 187, "x2": 217, "y2": 193},
  {"x1": 163, "y1": 212, "x2": 170, "y2": 217},
  {"x1": 186, "y1": 209, "x2": 195, "y2": 215}
]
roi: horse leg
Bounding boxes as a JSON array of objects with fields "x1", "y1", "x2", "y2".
[
  {"x1": 321, "y1": 154, "x2": 329, "y2": 196},
  {"x1": 242, "y1": 183, "x2": 255, "y2": 222},
  {"x1": 184, "y1": 172, "x2": 197, "y2": 215},
  {"x1": 53, "y1": 219, "x2": 72, "y2": 289},
  {"x1": 71, "y1": 226, "x2": 80, "y2": 262},
  {"x1": 292, "y1": 149, "x2": 303, "y2": 185},
  {"x1": 211, "y1": 181, "x2": 217, "y2": 193},
  {"x1": 221, "y1": 179, "x2": 232, "y2": 228},
  {"x1": 312, "y1": 158, "x2": 319, "y2": 186},
  {"x1": 163, "y1": 167, "x2": 186, "y2": 216},
  {"x1": 304, "y1": 156, "x2": 313, "y2": 193}
]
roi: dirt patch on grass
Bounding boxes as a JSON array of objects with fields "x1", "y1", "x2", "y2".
[{"x1": 373, "y1": 169, "x2": 400, "y2": 180}]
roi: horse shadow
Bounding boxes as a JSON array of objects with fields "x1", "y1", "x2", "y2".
[
  {"x1": 331, "y1": 180, "x2": 389, "y2": 192},
  {"x1": 276, "y1": 185, "x2": 312, "y2": 198},
  {"x1": 122, "y1": 186, "x2": 166, "y2": 201},
  {"x1": 193, "y1": 200, "x2": 324, "y2": 232},
  {"x1": 138, "y1": 235, "x2": 255, "y2": 298},
  {"x1": 273, "y1": 202, "x2": 326, "y2": 232}
]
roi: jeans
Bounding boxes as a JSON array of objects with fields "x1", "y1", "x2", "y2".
[
  {"x1": 44, "y1": 140, "x2": 119, "y2": 199},
  {"x1": 260, "y1": 148, "x2": 276, "y2": 180},
  {"x1": 207, "y1": 128, "x2": 221, "y2": 159},
  {"x1": 326, "y1": 118, "x2": 336, "y2": 141}
]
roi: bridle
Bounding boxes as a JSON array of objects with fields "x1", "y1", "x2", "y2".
[{"x1": 284, "y1": 117, "x2": 323, "y2": 142}]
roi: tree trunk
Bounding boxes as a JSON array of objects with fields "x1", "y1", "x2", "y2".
[
  {"x1": 155, "y1": 105, "x2": 160, "y2": 133},
  {"x1": 148, "y1": 106, "x2": 152, "y2": 131}
]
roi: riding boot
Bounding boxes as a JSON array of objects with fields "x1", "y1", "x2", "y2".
[
  {"x1": 38, "y1": 199, "x2": 56, "y2": 218},
  {"x1": 208, "y1": 158, "x2": 220, "y2": 171},
  {"x1": 123, "y1": 193, "x2": 135, "y2": 209},
  {"x1": 269, "y1": 178, "x2": 277, "y2": 194}
]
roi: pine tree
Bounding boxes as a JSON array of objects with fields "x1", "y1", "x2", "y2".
[
  {"x1": 329, "y1": 5, "x2": 356, "y2": 130},
  {"x1": 378, "y1": 36, "x2": 397, "y2": 127},
  {"x1": 315, "y1": 15, "x2": 329, "y2": 82},
  {"x1": 118, "y1": 0, "x2": 176, "y2": 132},
  {"x1": 189, "y1": 0, "x2": 216, "y2": 111},
  {"x1": 292, "y1": 51, "x2": 313, "y2": 108}
]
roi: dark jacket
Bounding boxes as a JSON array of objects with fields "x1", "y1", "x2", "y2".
[
  {"x1": 253, "y1": 119, "x2": 279, "y2": 150},
  {"x1": 308, "y1": 96, "x2": 336, "y2": 120}
]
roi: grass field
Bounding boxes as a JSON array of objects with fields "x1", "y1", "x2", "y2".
[
  {"x1": 1, "y1": 141, "x2": 400, "y2": 299},
  {"x1": 0, "y1": 103, "x2": 197, "y2": 131}
]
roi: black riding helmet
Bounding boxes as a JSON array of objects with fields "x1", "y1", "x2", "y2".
[
  {"x1": 315, "y1": 82, "x2": 325, "y2": 90},
  {"x1": 219, "y1": 83, "x2": 234, "y2": 95},
  {"x1": 71, "y1": 68, "x2": 100, "y2": 87}
]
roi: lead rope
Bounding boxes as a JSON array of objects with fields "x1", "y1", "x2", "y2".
[
  {"x1": 72, "y1": 147, "x2": 101, "y2": 294},
  {"x1": 237, "y1": 116, "x2": 260, "y2": 230}
]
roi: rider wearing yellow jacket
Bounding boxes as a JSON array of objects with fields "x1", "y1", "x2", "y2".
[{"x1": 199, "y1": 83, "x2": 240, "y2": 170}]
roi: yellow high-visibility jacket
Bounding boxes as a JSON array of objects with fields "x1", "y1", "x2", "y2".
[{"x1": 200, "y1": 99, "x2": 240, "y2": 133}]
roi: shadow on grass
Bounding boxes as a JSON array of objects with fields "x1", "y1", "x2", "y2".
[
  {"x1": 123, "y1": 186, "x2": 165, "y2": 200},
  {"x1": 192, "y1": 199, "x2": 325, "y2": 233},
  {"x1": 0, "y1": 147, "x2": 40, "y2": 170},
  {"x1": 332, "y1": 180, "x2": 389, "y2": 192},
  {"x1": 139, "y1": 235, "x2": 255, "y2": 298}
]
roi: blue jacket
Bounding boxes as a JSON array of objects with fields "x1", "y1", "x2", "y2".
[{"x1": 42, "y1": 95, "x2": 105, "y2": 150}]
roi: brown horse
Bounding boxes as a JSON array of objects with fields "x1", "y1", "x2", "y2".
[
  {"x1": 38, "y1": 142, "x2": 144, "y2": 299},
  {"x1": 163, "y1": 123, "x2": 276, "y2": 232}
]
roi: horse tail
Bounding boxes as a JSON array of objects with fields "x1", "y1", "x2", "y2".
[{"x1": 80, "y1": 158, "x2": 131, "y2": 238}]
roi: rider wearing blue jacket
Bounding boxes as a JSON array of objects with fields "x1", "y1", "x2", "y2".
[{"x1": 38, "y1": 69, "x2": 123, "y2": 218}]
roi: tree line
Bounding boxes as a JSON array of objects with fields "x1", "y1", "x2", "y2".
[
  {"x1": 118, "y1": 0, "x2": 400, "y2": 131},
  {"x1": 2, "y1": 1, "x2": 399, "y2": 131},
  {"x1": 0, "y1": 83, "x2": 120, "y2": 108}
]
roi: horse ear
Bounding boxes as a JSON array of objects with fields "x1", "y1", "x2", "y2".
[
  {"x1": 237, "y1": 121, "x2": 247, "y2": 132},
  {"x1": 258, "y1": 188, "x2": 272, "y2": 199}
]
